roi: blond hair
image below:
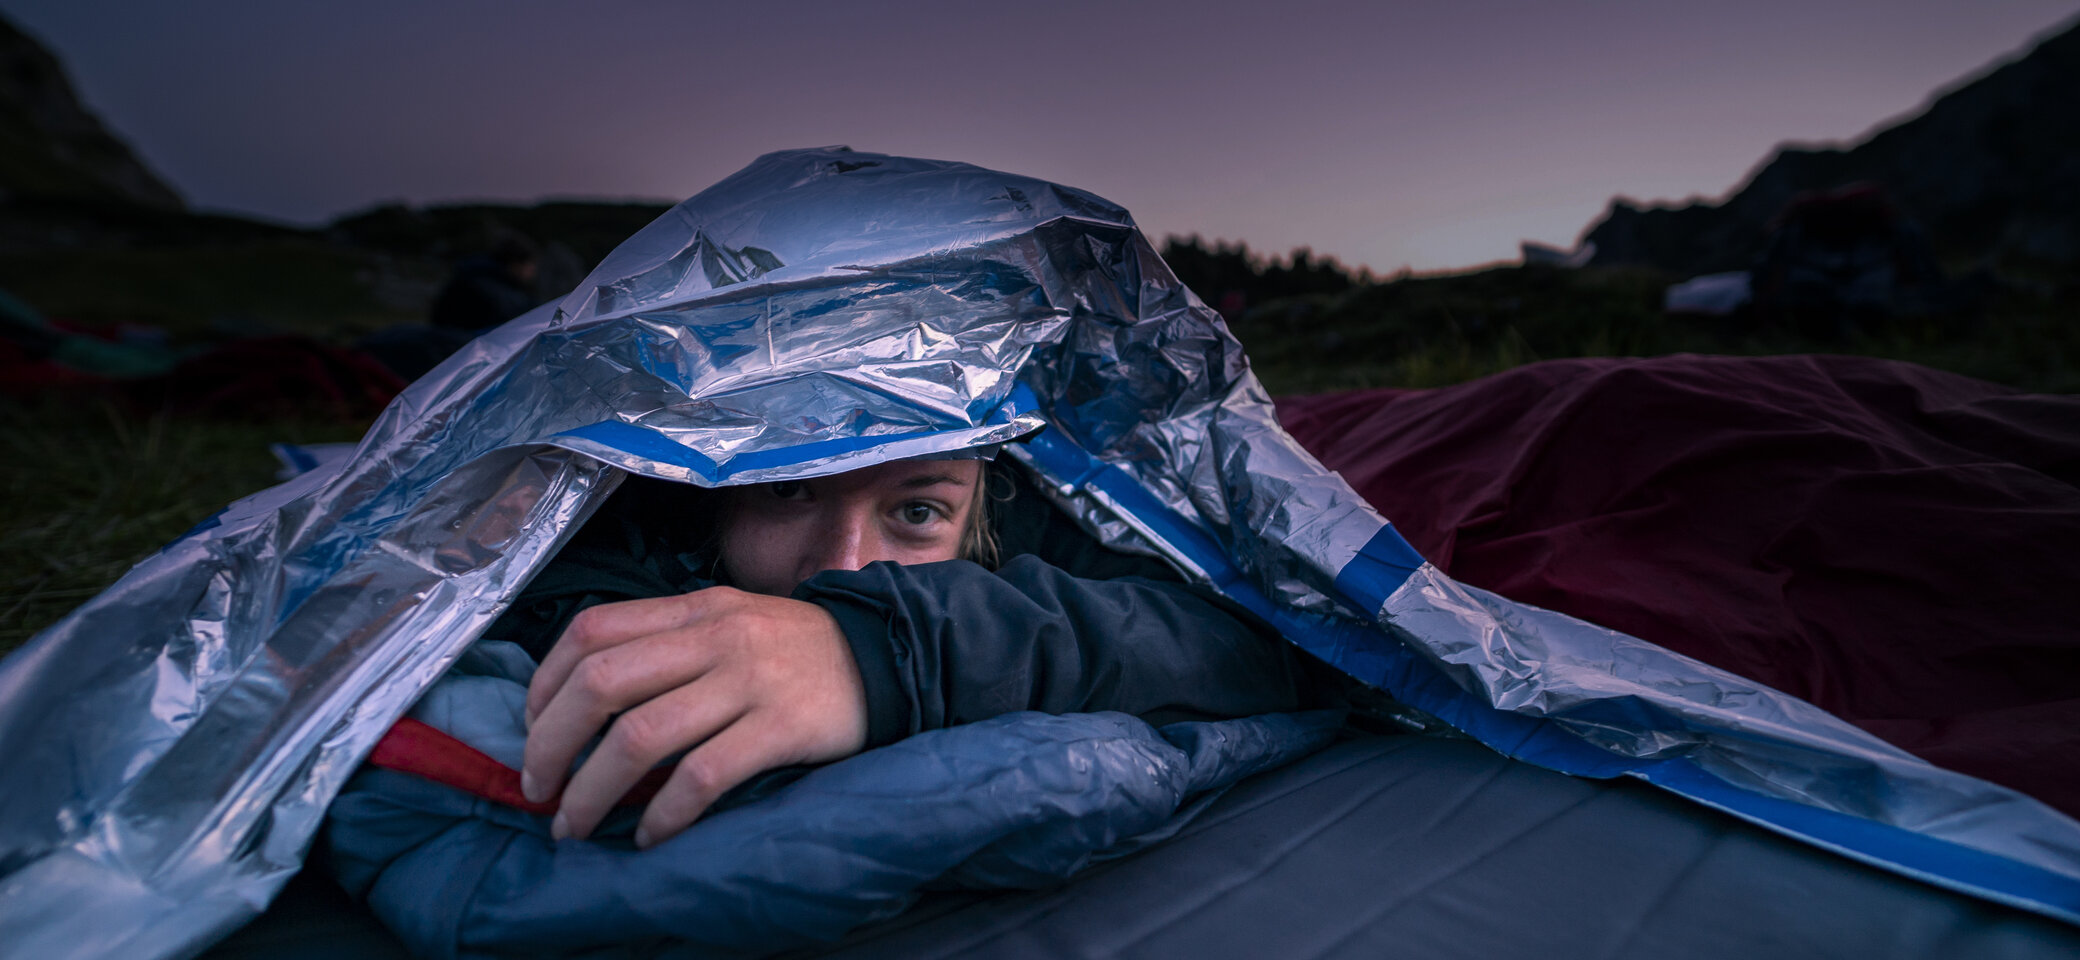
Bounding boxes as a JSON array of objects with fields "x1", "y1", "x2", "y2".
[{"x1": 959, "y1": 460, "x2": 1010, "y2": 569}]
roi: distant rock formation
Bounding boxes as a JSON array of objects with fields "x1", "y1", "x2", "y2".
[
  {"x1": 0, "y1": 13, "x2": 183, "y2": 209},
  {"x1": 1583, "y1": 19, "x2": 2080, "y2": 275}
]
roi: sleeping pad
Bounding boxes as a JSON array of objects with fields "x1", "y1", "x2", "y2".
[{"x1": 324, "y1": 639, "x2": 1342, "y2": 958}]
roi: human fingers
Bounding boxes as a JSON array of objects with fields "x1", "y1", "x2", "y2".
[
  {"x1": 521, "y1": 629, "x2": 722, "y2": 805},
  {"x1": 632, "y1": 713, "x2": 794, "y2": 849},
  {"x1": 527, "y1": 592, "x2": 711, "y2": 725},
  {"x1": 550, "y1": 676, "x2": 747, "y2": 842}
]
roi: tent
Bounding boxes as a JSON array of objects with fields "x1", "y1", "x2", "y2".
[{"x1": 1, "y1": 148, "x2": 2076, "y2": 958}]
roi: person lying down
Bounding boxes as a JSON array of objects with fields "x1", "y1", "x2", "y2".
[{"x1": 322, "y1": 447, "x2": 1339, "y2": 956}]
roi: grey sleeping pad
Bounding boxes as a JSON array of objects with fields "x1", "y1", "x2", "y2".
[{"x1": 809, "y1": 735, "x2": 2080, "y2": 960}]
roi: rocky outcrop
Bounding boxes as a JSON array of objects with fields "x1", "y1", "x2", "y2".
[
  {"x1": 0, "y1": 13, "x2": 183, "y2": 209},
  {"x1": 1583, "y1": 19, "x2": 2080, "y2": 275}
]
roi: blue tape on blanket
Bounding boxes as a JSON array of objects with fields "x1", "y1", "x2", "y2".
[
  {"x1": 1331, "y1": 526, "x2": 1426, "y2": 615},
  {"x1": 555, "y1": 420, "x2": 729, "y2": 480},
  {"x1": 554, "y1": 400, "x2": 1021, "y2": 483},
  {"x1": 272, "y1": 442, "x2": 320, "y2": 475},
  {"x1": 1642, "y1": 758, "x2": 2080, "y2": 924}
]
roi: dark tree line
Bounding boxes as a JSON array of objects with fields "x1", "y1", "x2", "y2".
[{"x1": 1160, "y1": 235, "x2": 1374, "y2": 318}]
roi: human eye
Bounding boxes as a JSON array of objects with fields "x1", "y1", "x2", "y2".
[
  {"x1": 768, "y1": 480, "x2": 809, "y2": 501},
  {"x1": 897, "y1": 500, "x2": 946, "y2": 526}
]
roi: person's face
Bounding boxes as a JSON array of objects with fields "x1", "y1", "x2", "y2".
[{"x1": 719, "y1": 459, "x2": 983, "y2": 596}]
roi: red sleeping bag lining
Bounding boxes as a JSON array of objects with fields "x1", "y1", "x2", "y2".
[{"x1": 1275, "y1": 354, "x2": 2080, "y2": 820}]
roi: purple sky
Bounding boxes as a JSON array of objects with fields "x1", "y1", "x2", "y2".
[{"x1": 6, "y1": 0, "x2": 2076, "y2": 272}]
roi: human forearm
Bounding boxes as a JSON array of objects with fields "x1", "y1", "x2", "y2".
[{"x1": 796, "y1": 556, "x2": 1309, "y2": 746}]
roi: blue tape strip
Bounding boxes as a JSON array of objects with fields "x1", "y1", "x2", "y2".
[
  {"x1": 1331, "y1": 525, "x2": 1426, "y2": 615},
  {"x1": 1641, "y1": 757, "x2": 2080, "y2": 922},
  {"x1": 1373, "y1": 634, "x2": 2080, "y2": 920},
  {"x1": 1003, "y1": 382, "x2": 2080, "y2": 925},
  {"x1": 282, "y1": 443, "x2": 320, "y2": 474},
  {"x1": 554, "y1": 399, "x2": 1023, "y2": 483},
  {"x1": 555, "y1": 421, "x2": 726, "y2": 481}
]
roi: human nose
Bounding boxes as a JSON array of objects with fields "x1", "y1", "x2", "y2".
[{"x1": 805, "y1": 506, "x2": 878, "y2": 577}]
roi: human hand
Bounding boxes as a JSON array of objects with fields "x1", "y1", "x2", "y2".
[{"x1": 520, "y1": 587, "x2": 869, "y2": 848}]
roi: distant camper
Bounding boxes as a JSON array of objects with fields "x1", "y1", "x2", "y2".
[
  {"x1": 1750, "y1": 183, "x2": 1944, "y2": 339},
  {"x1": 359, "y1": 235, "x2": 546, "y2": 383},
  {"x1": 431, "y1": 236, "x2": 543, "y2": 332}
]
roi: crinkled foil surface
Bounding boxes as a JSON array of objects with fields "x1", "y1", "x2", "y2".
[{"x1": 1, "y1": 148, "x2": 2075, "y2": 958}]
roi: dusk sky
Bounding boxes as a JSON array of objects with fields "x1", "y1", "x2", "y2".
[{"x1": 5, "y1": 1, "x2": 2076, "y2": 273}]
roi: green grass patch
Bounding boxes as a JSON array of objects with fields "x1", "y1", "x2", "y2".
[
  {"x1": 0, "y1": 400, "x2": 368, "y2": 654},
  {"x1": 1235, "y1": 264, "x2": 2079, "y2": 395}
]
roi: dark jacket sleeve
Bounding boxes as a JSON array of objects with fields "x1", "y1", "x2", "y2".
[
  {"x1": 486, "y1": 468, "x2": 1312, "y2": 744},
  {"x1": 795, "y1": 556, "x2": 1312, "y2": 748}
]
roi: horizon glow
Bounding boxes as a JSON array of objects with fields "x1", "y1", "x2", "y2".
[{"x1": 4, "y1": 0, "x2": 2074, "y2": 273}]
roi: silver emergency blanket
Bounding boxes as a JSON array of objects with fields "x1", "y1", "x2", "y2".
[{"x1": 1, "y1": 147, "x2": 2077, "y2": 960}]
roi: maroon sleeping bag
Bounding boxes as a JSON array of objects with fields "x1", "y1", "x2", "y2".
[{"x1": 1275, "y1": 354, "x2": 2080, "y2": 818}]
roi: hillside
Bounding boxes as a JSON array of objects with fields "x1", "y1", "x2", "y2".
[
  {"x1": 0, "y1": 15, "x2": 181, "y2": 209},
  {"x1": 1582, "y1": 19, "x2": 2080, "y2": 277},
  {"x1": 0, "y1": 7, "x2": 2068, "y2": 397},
  {"x1": 0, "y1": 12, "x2": 669, "y2": 338}
]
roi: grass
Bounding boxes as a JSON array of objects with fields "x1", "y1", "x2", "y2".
[
  {"x1": 0, "y1": 400, "x2": 367, "y2": 654},
  {"x1": 1234, "y1": 263, "x2": 2080, "y2": 395},
  {"x1": 1234, "y1": 265, "x2": 1681, "y2": 393}
]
